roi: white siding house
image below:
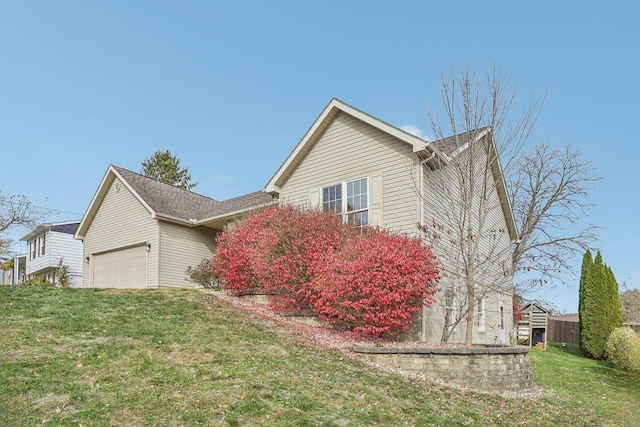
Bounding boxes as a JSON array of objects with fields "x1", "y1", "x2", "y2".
[{"x1": 21, "y1": 221, "x2": 83, "y2": 287}]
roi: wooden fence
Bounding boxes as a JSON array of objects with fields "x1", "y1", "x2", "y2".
[
  {"x1": 547, "y1": 318, "x2": 580, "y2": 343},
  {"x1": 548, "y1": 319, "x2": 640, "y2": 344}
]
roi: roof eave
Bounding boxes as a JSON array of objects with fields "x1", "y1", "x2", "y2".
[
  {"x1": 195, "y1": 199, "x2": 278, "y2": 229},
  {"x1": 75, "y1": 165, "x2": 157, "y2": 240},
  {"x1": 266, "y1": 98, "x2": 430, "y2": 195}
]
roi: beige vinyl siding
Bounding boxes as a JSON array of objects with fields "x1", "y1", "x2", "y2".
[
  {"x1": 82, "y1": 178, "x2": 158, "y2": 288},
  {"x1": 420, "y1": 146, "x2": 514, "y2": 344},
  {"x1": 158, "y1": 222, "x2": 217, "y2": 288},
  {"x1": 278, "y1": 112, "x2": 419, "y2": 233}
]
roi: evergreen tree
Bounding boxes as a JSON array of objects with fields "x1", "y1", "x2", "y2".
[
  {"x1": 141, "y1": 150, "x2": 197, "y2": 191},
  {"x1": 605, "y1": 266, "x2": 624, "y2": 329},
  {"x1": 583, "y1": 251, "x2": 607, "y2": 358},
  {"x1": 580, "y1": 251, "x2": 624, "y2": 359},
  {"x1": 578, "y1": 249, "x2": 592, "y2": 353}
]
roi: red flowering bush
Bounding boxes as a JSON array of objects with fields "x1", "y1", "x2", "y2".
[
  {"x1": 213, "y1": 206, "x2": 441, "y2": 337},
  {"x1": 255, "y1": 207, "x2": 350, "y2": 312},
  {"x1": 314, "y1": 228, "x2": 440, "y2": 336},
  {"x1": 212, "y1": 207, "x2": 279, "y2": 293}
]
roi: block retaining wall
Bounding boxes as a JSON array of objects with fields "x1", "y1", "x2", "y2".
[{"x1": 350, "y1": 345, "x2": 535, "y2": 393}]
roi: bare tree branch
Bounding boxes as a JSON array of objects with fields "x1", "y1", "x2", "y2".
[
  {"x1": 0, "y1": 191, "x2": 51, "y2": 255},
  {"x1": 509, "y1": 143, "x2": 601, "y2": 295}
]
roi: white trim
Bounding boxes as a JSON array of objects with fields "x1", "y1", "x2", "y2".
[{"x1": 266, "y1": 98, "x2": 429, "y2": 194}]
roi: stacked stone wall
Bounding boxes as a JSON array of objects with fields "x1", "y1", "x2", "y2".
[{"x1": 351, "y1": 346, "x2": 534, "y2": 393}]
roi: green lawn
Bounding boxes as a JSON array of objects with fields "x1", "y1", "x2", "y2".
[{"x1": 1, "y1": 286, "x2": 638, "y2": 426}]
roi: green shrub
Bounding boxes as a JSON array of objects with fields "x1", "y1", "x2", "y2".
[
  {"x1": 56, "y1": 258, "x2": 70, "y2": 288},
  {"x1": 23, "y1": 277, "x2": 54, "y2": 287},
  {"x1": 605, "y1": 327, "x2": 640, "y2": 372},
  {"x1": 186, "y1": 258, "x2": 219, "y2": 289}
]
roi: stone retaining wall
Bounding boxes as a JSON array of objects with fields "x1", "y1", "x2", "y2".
[{"x1": 350, "y1": 345, "x2": 535, "y2": 393}]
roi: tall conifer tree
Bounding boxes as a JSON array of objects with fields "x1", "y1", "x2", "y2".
[
  {"x1": 580, "y1": 251, "x2": 623, "y2": 359},
  {"x1": 605, "y1": 266, "x2": 624, "y2": 329},
  {"x1": 578, "y1": 249, "x2": 592, "y2": 354}
]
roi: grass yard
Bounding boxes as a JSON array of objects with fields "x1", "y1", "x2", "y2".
[{"x1": 1, "y1": 286, "x2": 638, "y2": 426}]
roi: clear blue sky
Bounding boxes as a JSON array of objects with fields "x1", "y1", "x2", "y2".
[{"x1": 2, "y1": 1, "x2": 638, "y2": 312}]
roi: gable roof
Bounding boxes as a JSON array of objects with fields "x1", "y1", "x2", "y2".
[
  {"x1": 265, "y1": 98, "x2": 518, "y2": 241},
  {"x1": 266, "y1": 98, "x2": 436, "y2": 195},
  {"x1": 76, "y1": 165, "x2": 275, "y2": 239},
  {"x1": 112, "y1": 166, "x2": 222, "y2": 222},
  {"x1": 21, "y1": 220, "x2": 81, "y2": 241},
  {"x1": 521, "y1": 302, "x2": 549, "y2": 314}
]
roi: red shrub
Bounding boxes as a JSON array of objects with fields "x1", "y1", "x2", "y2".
[
  {"x1": 256, "y1": 207, "x2": 350, "y2": 312},
  {"x1": 313, "y1": 228, "x2": 441, "y2": 337},
  {"x1": 213, "y1": 206, "x2": 441, "y2": 337},
  {"x1": 212, "y1": 207, "x2": 279, "y2": 293}
]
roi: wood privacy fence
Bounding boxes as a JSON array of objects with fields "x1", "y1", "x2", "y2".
[
  {"x1": 548, "y1": 318, "x2": 580, "y2": 343},
  {"x1": 548, "y1": 318, "x2": 640, "y2": 344}
]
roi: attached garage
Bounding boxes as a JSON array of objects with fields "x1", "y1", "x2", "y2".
[
  {"x1": 93, "y1": 245, "x2": 147, "y2": 289},
  {"x1": 76, "y1": 165, "x2": 275, "y2": 289}
]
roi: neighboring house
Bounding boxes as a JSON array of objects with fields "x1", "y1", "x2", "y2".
[
  {"x1": 12, "y1": 254, "x2": 27, "y2": 284},
  {"x1": 75, "y1": 166, "x2": 275, "y2": 289},
  {"x1": 265, "y1": 98, "x2": 517, "y2": 344},
  {"x1": 21, "y1": 221, "x2": 83, "y2": 287},
  {"x1": 1, "y1": 255, "x2": 26, "y2": 285},
  {"x1": 1, "y1": 256, "x2": 10, "y2": 284}
]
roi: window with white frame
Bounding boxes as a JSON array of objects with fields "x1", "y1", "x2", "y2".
[{"x1": 322, "y1": 177, "x2": 368, "y2": 228}]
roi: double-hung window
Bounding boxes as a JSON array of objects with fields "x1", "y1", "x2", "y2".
[{"x1": 322, "y1": 177, "x2": 368, "y2": 228}]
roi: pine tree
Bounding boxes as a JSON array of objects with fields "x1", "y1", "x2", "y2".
[{"x1": 141, "y1": 150, "x2": 197, "y2": 191}]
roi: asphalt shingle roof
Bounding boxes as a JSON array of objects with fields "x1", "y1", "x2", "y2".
[
  {"x1": 113, "y1": 166, "x2": 274, "y2": 222},
  {"x1": 433, "y1": 127, "x2": 491, "y2": 156}
]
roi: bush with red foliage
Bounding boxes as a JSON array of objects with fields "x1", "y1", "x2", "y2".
[
  {"x1": 213, "y1": 206, "x2": 441, "y2": 337},
  {"x1": 314, "y1": 228, "x2": 440, "y2": 336},
  {"x1": 255, "y1": 207, "x2": 350, "y2": 312},
  {"x1": 212, "y1": 207, "x2": 279, "y2": 293},
  {"x1": 513, "y1": 293, "x2": 525, "y2": 323}
]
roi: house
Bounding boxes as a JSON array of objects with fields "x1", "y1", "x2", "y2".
[
  {"x1": 1, "y1": 254, "x2": 26, "y2": 285},
  {"x1": 266, "y1": 98, "x2": 517, "y2": 344},
  {"x1": 21, "y1": 221, "x2": 83, "y2": 287},
  {"x1": 75, "y1": 166, "x2": 275, "y2": 289},
  {"x1": 77, "y1": 99, "x2": 516, "y2": 345}
]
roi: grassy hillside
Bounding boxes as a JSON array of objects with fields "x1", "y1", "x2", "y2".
[{"x1": 1, "y1": 286, "x2": 638, "y2": 426}]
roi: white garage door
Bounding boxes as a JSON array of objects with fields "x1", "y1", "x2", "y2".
[{"x1": 93, "y1": 245, "x2": 147, "y2": 288}]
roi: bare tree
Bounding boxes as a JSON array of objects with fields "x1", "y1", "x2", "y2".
[
  {"x1": 420, "y1": 64, "x2": 600, "y2": 345},
  {"x1": 0, "y1": 191, "x2": 50, "y2": 255},
  {"x1": 508, "y1": 143, "x2": 600, "y2": 295},
  {"x1": 420, "y1": 64, "x2": 542, "y2": 345},
  {"x1": 620, "y1": 287, "x2": 640, "y2": 323}
]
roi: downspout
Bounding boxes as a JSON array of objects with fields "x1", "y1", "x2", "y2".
[{"x1": 419, "y1": 148, "x2": 436, "y2": 342}]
